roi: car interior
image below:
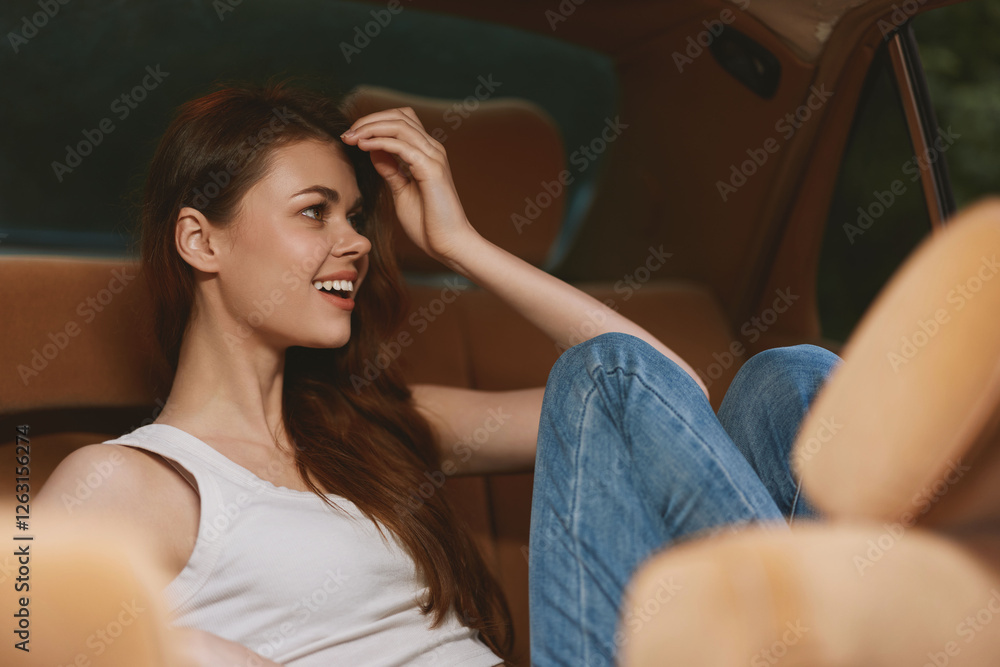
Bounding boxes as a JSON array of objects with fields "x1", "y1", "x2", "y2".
[{"x1": 0, "y1": 0, "x2": 981, "y2": 663}]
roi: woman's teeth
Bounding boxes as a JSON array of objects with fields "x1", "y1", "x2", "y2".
[{"x1": 313, "y1": 280, "x2": 354, "y2": 295}]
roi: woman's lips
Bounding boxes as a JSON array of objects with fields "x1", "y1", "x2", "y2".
[{"x1": 316, "y1": 288, "x2": 355, "y2": 311}]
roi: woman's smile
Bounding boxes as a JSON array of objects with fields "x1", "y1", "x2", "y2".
[{"x1": 312, "y1": 270, "x2": 359, "y2": 310}]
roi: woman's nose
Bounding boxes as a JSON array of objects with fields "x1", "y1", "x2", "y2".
[{"x1": 331, "y1": 224, "x2": 371, "y2": 258}]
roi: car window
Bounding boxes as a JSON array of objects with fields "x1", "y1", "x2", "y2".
[
  {"x1": 912, "y1": 1, "x2": 1000, "y2": 209},
  {"x1": 0, "y1": 1, "x2": 616, "y2": 257},
  {"x1": 816, "y1": 42, "x2": 935, "y2": 343},
  {"x1": 817, "y1": 3, "x2": 999, "y2": 343}
]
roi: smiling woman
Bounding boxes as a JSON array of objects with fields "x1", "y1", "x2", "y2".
[
  {"x1": 36, "y1": 82, "x2": 517, "y2": 666},
  {"x1": 32, "y1": 77, "x2": 815, "y2": 667}
]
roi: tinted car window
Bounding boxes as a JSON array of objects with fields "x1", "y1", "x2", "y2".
[
  {"x1": 912, "y1": 1, "x2": 1000, "y2": 209},
  {"x1": 0, "y1": 0, "x2": 616, "y2": 256},
  {"x1": 816, "y1": 43, "x2": 935, "y2": 342}
]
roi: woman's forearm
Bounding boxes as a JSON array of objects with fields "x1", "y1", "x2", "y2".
[
  {"x1": 337, "y1": 109, "x2": 706, "y2": 398},
  {"x1": 438, "y1": 233, "x2": 710, "y2": 399}
]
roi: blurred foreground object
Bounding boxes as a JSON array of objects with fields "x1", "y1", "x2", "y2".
[
  {"x1": 0, "y1": 505, "x2": 181, "y2": 667},
  {"x1": 621, "y1": 197, "x2": 1000, "y2": 666}
]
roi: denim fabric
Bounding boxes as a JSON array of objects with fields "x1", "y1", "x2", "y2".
[
  {"x1": 718, "y1": 344, "x2": 842, "y2": 522},
  {"x1": 528, "y1": 332, "x2": 841, "y2": 666}
]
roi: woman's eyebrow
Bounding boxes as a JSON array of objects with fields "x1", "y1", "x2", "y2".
[{"x1": 290, "y1": 185, "x2": 363, "y2": 208}]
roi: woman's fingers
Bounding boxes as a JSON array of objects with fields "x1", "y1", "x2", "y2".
[
  {"x1": 345, "y1": 106, "x2": 428, "y2": 134},
  {"x1": 347, "y1": 113, "x2": 425, "y2": 142},
  {"x1": 344, "y1": 108, "x2": 445, "y2": 157},
  {"x1": 354, "y1": 134, "x2": 444, "y2": 184},
  {"x1": 347, "y1": 113, "x2": 451, "y2": 189},
  {"x1": 396, "y1": 106, "x2": 424, "y2": 126},
  {"x1": 347, "y1": 120, "x2": 444, "y2": 164}
]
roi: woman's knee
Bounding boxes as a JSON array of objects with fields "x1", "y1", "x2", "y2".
[
  {"x1": 537, "y1": 333, "x2": 694, "y2": 466},
  {"x1": 538, "y1": 333, "x2": 649, "y2": 449},
  {"x1": 539, "y1": 333, "x2": 719, "y2": 469},
  {"x1": 729, "y1": 344, "x2": 841, "y2": 406},
  {"x1": 551, "y1": 331, "x2": 651, "y2": 371},
  {"x1": 546, "y1": 332, "x2": 692, "y2": 397}
]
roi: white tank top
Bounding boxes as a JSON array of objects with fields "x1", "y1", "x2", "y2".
[{"x1": 102, "y1": 423, "x2": 502, "y2": 667}]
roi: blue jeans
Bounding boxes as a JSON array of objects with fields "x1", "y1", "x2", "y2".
[{"x1": 528, "y1": 332, "x2": 841, "y2": 666}]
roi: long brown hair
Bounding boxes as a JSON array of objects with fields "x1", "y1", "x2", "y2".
[{"x1": 139, "y1": 81, "x2": 512, "y2": 658}]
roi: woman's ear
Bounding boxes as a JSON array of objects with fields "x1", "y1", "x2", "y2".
[{"x1": 175, "y1": 207, "x2": 224, "y2": 273}]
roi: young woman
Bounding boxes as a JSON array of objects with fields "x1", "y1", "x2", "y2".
[{"x1": 36, "y1": 82, "x2": 840, "y2": 666}]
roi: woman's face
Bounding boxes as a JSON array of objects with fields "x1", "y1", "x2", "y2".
[{"x1": 211, "y1": 138, "x2": 372, "y2": 352}]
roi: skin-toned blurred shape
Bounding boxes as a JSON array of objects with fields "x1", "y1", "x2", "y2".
[{"x1": 620, "y1": 198, "x2": 1000, "y2": 666}]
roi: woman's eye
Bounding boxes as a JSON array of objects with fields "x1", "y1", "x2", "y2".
[{"x1": 302, "y1": 205, "x2": 325, "y2": 221}]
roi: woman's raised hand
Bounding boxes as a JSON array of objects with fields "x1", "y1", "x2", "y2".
[
  {"x1": 339, "y1": 107, "x2": 480, "y2": 264},
  {"x1": 339, "y1": 110, "x2": 706, "y2": 394}
]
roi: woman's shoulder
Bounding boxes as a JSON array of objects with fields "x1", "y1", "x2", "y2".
[
  {"x1": 39, "y1": 443, "x2": 199, "y2": 538},
  {"x1": 41, "y1": 442, "x2": 180, "y2": 508},
  {"x1": 38, "y1": 442, "x2": 201, "y2": 584}
]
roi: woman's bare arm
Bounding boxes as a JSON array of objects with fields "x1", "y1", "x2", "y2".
[
  {"x1": 342, "y1": 107, "x2": 708, "y2": 472},
  {"x1": 339, "y1": 108, "x2": 708, "y2": 399},
  {"x1": 435, "y1": 234, "x2": 707, "y2": 398},
  {"x1": 410, "y1": 384, "x2": 543, "y2": 475}
]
